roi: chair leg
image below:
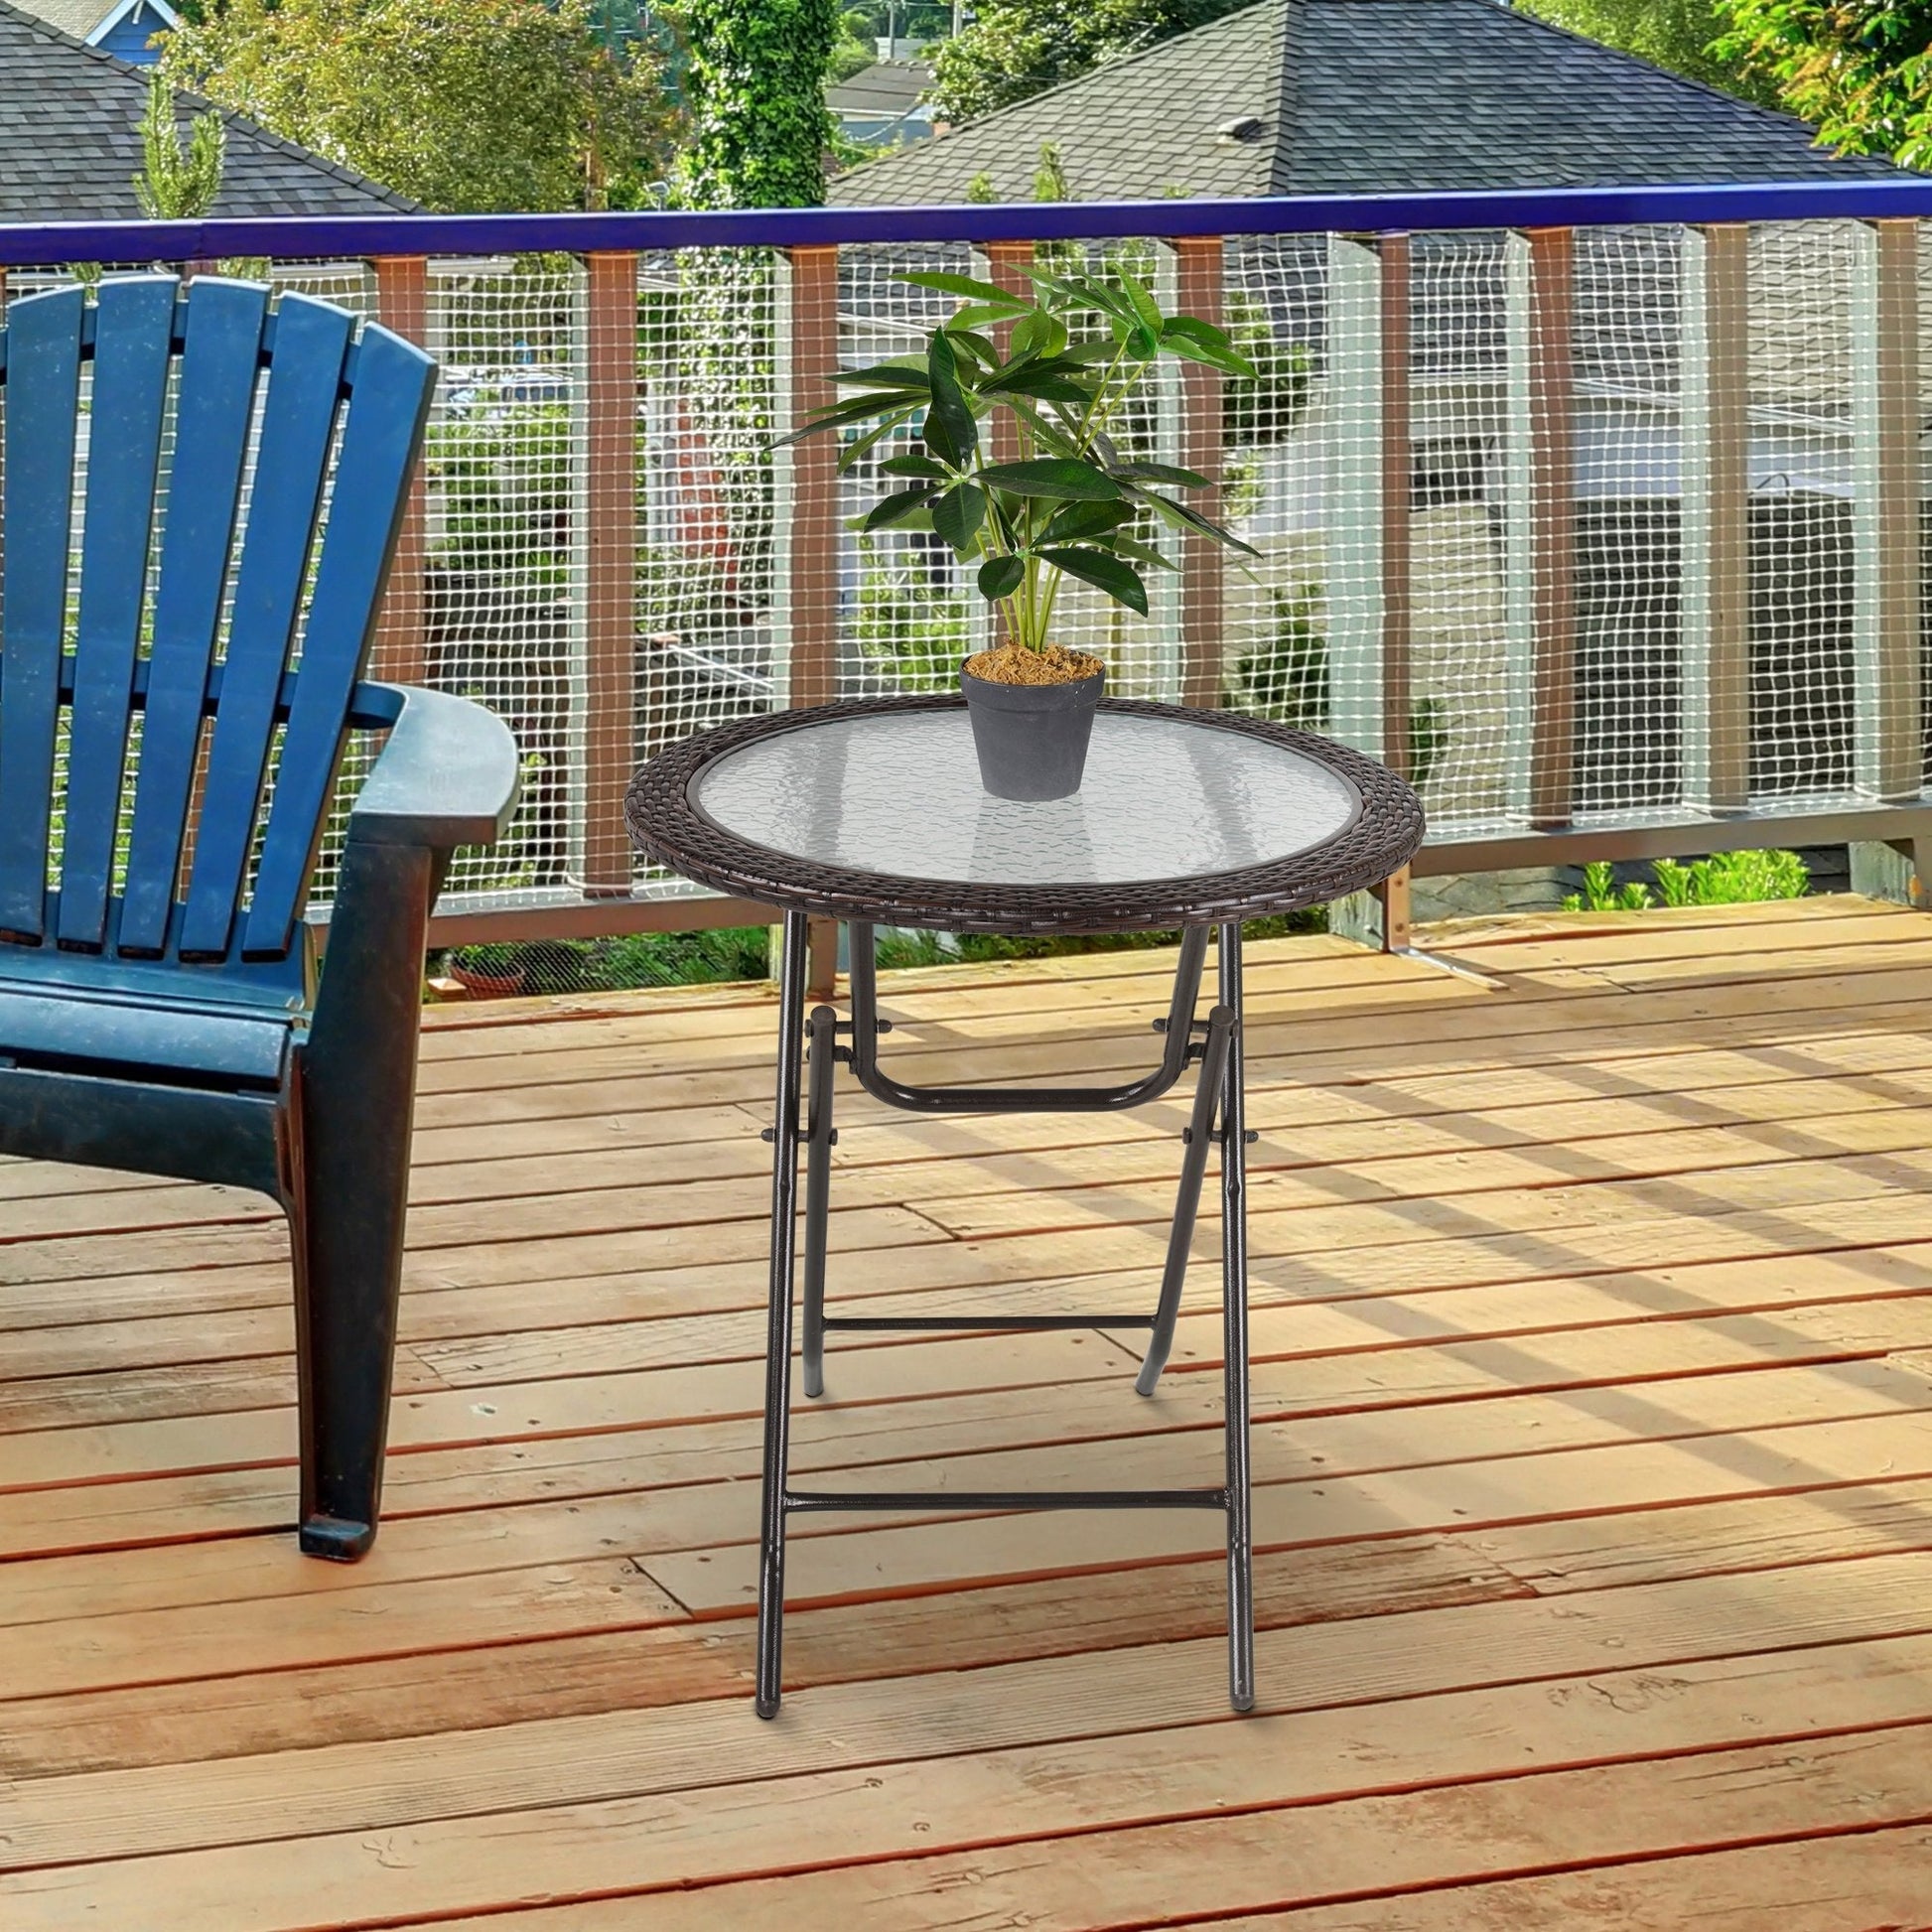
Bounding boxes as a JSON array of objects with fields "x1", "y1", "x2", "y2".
[
  {"x1": 800, "y1": 1001, "x2": 840, "y2": 1400},
  {"x1": 757, "y1": 911, "x2": 812, "y2": 1718},
  {"x1": 1219, "y1": 921, "x2": 1255, "y2": 1713},
  {"x1": 289, "y1": 1049, "x2": 416, "y2": 1560},
  {"x1": 1136, "y1": 1003, "x2": 1234, "y2": 1397},
  {"x1": 291, "y1": 839, "x2": 433, "y2": 1562}
]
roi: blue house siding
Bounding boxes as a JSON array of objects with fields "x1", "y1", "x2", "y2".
[{"x1": 94, "y1": 4, "x2": 163, "y2": 63}]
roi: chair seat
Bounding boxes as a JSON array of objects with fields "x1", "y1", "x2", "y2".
[{"x1": 0, "y1": 979, "x2": 295, "y2": 1089}]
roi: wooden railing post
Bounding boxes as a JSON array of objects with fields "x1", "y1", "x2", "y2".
[
  {"x1": 774, "y1": 245, "x2": 843, "y2": 991},
  {"x1": 371, "y1": 255, "x2": 430, "y2": 690},
  {"x1": 775, "y1": 245, "x2": 842, "y2": 713},
  {"x1": 1852, "y1": 218, "x2": 1922, "y2": 805},
  {"x1": 1681, "y1": 223, "x2": 1752, "y2": 816},
  {"x1": 1524, "y1": 227, "x2": 1578, "y2": 831},
  {"x1": 581, "y1": 250, "x2": 641, "y2": 895},
  {"x1": 1171, "y1": 235, "x2": 1226, "y2": 710},
  {"x1": 1329, "y1": 235, "x2": 1413, "y2": 947}
]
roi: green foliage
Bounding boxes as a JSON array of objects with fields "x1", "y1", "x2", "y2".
[
  {"x1": 1565, "y1": 862, "x2": 1655, "y2": 912},
  {"x1": 1518, "y1": 0, "x2": 1777, "y2": 101},
  {"x1": 1564, "y1": 849, "x2": 1810, "y2": 912},
  {"x1": 1222, "y1": 290, "x2": 1312, "y2": 448},
  {"x1": 785, "y1": 265, "x2": 1257, "y2": 656},
  {"x1": 161, "y1": 0, "x2": 676, "y2": 212},
  {"x1": 1657, "y1": 848, "x2": 1812, "y2": 904},
  {"x1": 444, "y1": 926, "x2": 773, "y2": 994},
  {"x1": 1032, "y1": 139, "x2": 1070, "y2": 203},
  {"x1": 829, "y1": 6, "x2": 879, "y2": 81},
  {"x1": 930, "y1": 0, "x2": 1257, "y2": 122},
  {"x1": 134, "y1": 72, "x2": 225, "y2": 219},
  {"x1": 675, "y1": 0, "x2": 839, "y2": 208},
  {"x1": 1714, "y1": 0, "x2": 1932, "y2": 163},
  {"x1": 426, "y1": 397, "x2": 572, "y2": 587},
  {"x1": 1231, "y1": 585, "x2": 1449, "y2": 791},
  {"x1": 853, "y1": 556, "x2": 973, "y2": 690}
]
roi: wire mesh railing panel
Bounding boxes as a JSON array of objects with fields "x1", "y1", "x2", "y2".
[
  {"x1": 837, "y1": 242, "x2": 975, "y2": 697},
  {"x1": 1221, "y1": 236, "x2": 1328, "y2": 733},
  {"x1": 635, "y1": 247, "x2": 781, "y2": 893},
  {"x1": 1573, "y1": 226, "x2": 1684, "y2": 818},
  {"x1": 0, "y1": 203, "x2": 1927, "y2": 944},
  {"x1": 417, "y1": 256, "x2": 584, "y2": 904},
  {"x1": 1407, "y1": 231, "x2": 1516, "y2": 832},
  {"x1": 1747, "y1": 221, "x2": 1858, "y2": 801}
]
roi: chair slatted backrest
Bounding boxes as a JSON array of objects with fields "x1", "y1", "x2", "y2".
[{"x1": 0, "y1": 276, "x2": 436, "y2": 974}]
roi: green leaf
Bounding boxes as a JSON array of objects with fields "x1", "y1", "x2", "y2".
[
  {"x1": 836, "y1": 414, "x2": 918, "y2": 475},
  {"x1": 881, "y1": 453, "x2": 948, "y2": 479},
  {"x1": 863, "y1": 485, "x2": 937, "y2": 532},
  {"x1": 931, "y1": 482, "x2": 987, "y2": 552},
  {"x1": 978, "y1": 553, "x2": 1026, "y2": 600},
  {"x1": 948, "y1": 306, "x2": 1024, "y2": 337},
  {"x1": 901, "y1": 270, "x2": 1033, "y2": 309},
  {"x1": 1003, "y1": 398, "x2": 1084, "y2": 460},
  {"x1": 978, "y1": 369, "x2": 1089, "y2": 404},
  {"x1": 1042, "y1": 498, "x2": 1135, "y2": 544},
  {"x1": 1161, "y1": 316, "x2": 1260, "y2": 379},
  {"x1": 828, "y1": 361, "x2": 931, "y2": 391},
  {"x1": 1009, "y1": 308, "x2": 1067, "y2": 360},
  {"x1": 1111, "y1": 461, "x2": 1212, "y2": 488},
  {"x1": 923, "y1": 331, "x2": 978, "y2": 470},
  {"x1": 774, "y1": 396, "x2": 908, "y2": 447},
  {"x1": 977, "y1": 458, "x2": 1122, "y2": 500},
  {"x1": 1110, "y1": 534, "x2": 1176, "y2": 571},
  {"x1": 1117, "y1": 270, "x2": 1164, "y2": 334},
  {"x1": 1039, "y1": 545, "x2": 1149, "y2": 616},
  {"x1": 1131, "y1": 487, "x2": 1262, "y2": 557}
]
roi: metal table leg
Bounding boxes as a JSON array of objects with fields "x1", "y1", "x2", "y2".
[
  {"x1": 799, "y1": 1004, "x2": 839, "y2": 1401},
  {"x1": 754, "y1": 910, "x2": 810, "y2": 1720},
  {"x1": 755, "y1": 913, "x2": 1257, "y2": 1719},
  {"x1": 1219, "y1": 919, "x2": 1255, "y2": 1712}
]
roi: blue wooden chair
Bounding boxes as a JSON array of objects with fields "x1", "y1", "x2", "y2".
[{"x1": 0, "y1": 275, "x2": 519, "y2": 1559}]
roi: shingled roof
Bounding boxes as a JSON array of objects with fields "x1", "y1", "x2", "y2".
[
  {"x1": 833, "y1": 0, "x2": 1907, "y2": 204},
  {"x1": 0, "y1": 0, "x2": 417, "y2": 220}
]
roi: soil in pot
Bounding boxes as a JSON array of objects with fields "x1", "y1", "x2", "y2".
[{"x1": 960, "y1": 642, "x2": 1106, "y2": 802}]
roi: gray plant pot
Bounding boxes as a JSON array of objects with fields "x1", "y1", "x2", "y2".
[{"x1": 960, "y1": 662, "x2": 1105, "y2": 801}]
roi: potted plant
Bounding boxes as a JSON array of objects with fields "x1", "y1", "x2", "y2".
[{"x1": 785, "y1": 263, "x2": 1260, "y2": 799}]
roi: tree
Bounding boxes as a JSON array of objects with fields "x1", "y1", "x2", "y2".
[
  {"x1": 160, "y1": 0, "x2": 676, "y2": 212},
  {"x1": 1713, "y1": 0, "x2": 1932, "y2": 163},
  {"x1": 134, "y1": 71, "x2": 225, "y2": 218},
  {"x1": 930, "y1": 0, "x2": 1257, "y2": 123},
  {"x1": 1518, "y1": 0, "x2": 1778, "y2": 103},
  {"x1": 674, "y1": 0, "x2": 839, "y2": 208}
]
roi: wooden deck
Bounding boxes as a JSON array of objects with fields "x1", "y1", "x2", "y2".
[{"x1": 7, "y1": 897, "x2": 1932, "y2": 1927}]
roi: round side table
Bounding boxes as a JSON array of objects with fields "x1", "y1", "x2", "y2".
[{"x1": 627, "y1": 696, "x2": 1425, "y2": 1718}]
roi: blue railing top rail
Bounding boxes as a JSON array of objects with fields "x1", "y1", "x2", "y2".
[{"x1": 5, "y1": 177, "x2": 1932, "y2": 265}]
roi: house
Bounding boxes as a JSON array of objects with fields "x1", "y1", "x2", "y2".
[
  {"x1": 828, "y1": 59, "x2": 936, "y2": 150},
  {"x1": 14, "y1": 0, "x2": 175, "y2": 66},
  {"x1": 0, "y1": 0, "x2": 417, "y2": 217},
  {"x1": 831, "y1": 0, "x2": 1903, "y2": 202}
]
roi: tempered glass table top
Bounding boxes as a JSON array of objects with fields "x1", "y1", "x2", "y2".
[{"x1": 693, "y1": 706, "x2": 1362, "y2": 889}]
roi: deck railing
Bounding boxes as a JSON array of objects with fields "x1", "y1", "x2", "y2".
[{"x1": 8, "y1": 180, "x2": 1932, "y2": 947}]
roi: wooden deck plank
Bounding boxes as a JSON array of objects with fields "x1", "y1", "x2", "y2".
[
  {"x1": 3, "y1": 900, "x2": 1931, "y2": 1929},
  {"x1": 11, "y1": 1645, "x2": 1932, "y2": 1926}
]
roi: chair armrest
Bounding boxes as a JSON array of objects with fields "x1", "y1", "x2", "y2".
[{"x1": 347, "y1": 684, "x2": 520, "y2": 850}]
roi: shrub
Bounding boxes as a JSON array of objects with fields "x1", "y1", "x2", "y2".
[{"x1": 1564, "y1": 849, "x2": 1810, "y2": 913}]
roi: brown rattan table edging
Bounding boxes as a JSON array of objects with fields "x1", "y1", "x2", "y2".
[
  {"x1": 626, "y1": 695, "x2": 1425, "y2": 936},
  {"x1": 624, "y1": 695, "x2": 1427, "y2": 1720}
]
